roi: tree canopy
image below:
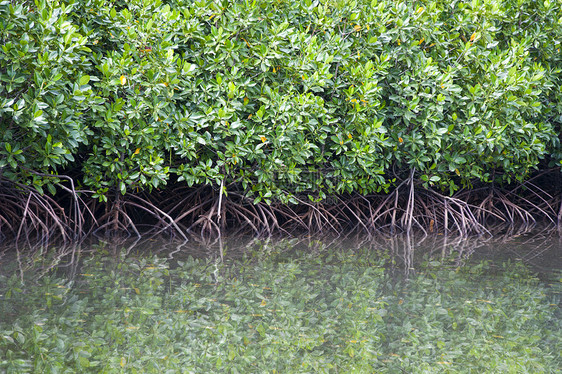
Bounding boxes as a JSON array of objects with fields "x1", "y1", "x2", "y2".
[{"x1": 1, "y1": 0, "x2": 561, "y2": 205}]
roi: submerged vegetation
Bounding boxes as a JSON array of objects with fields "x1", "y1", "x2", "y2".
[
  {"x1": 1, "y1": 0, "x2": 562, "y2": 240},
  {"x1": 0, "y1": 240, "x2": 560, "y2": 372}
]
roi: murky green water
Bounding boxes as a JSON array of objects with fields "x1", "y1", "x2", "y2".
[{"x1": 1, "y1": 230, "x2": 561, "y2": 373}]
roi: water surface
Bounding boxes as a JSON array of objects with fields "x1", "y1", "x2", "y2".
[{"x1": 1, "y1": 229, "x2": 560, "y2": 373}]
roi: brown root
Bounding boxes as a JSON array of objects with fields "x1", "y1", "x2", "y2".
[{"x1": 2, "y1": 168, "x2": 561, "y2": 243}]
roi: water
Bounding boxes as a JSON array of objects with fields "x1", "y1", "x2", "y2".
[{"x1": 0, "y1": 229, "x2": 561, "y2": 373}]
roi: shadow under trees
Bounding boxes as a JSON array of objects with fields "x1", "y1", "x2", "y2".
[{"x1": 1, "y1": 167, "x2": 561, "y2": 246}]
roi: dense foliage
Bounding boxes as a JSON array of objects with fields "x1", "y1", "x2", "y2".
[
  {"x1": 0, "y1": 242, "x2": 560, "y2": 372},
  {"x1": 1, "y1": 0, "x2": 562, "y2": 203}
]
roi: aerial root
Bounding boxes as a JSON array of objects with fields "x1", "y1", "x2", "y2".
[
  {"x1": 154, "y1": 171, "x2": 560, "y2": 238},
  {"x1": 0, "y1": 179, "x2": 76, "y2": 246},
  {"x1": 1, "y1": 169, "x2": 561, "y2": 243}
]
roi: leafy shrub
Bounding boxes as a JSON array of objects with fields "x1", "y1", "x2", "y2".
[
  {"x1": 0, "y1": 0, "x2": 94, "y2": 193},
  {"x1": 1, "y1": 0, "x2": 561, "y2": 201}
]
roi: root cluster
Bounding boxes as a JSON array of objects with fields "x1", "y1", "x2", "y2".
[{"x1": 1, "y1": 168, "x2": 561, "y2": 245}]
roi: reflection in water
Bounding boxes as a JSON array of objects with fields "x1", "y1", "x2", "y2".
[
  {"x1": 0, "y1": 228, "x2": 560, "y2": 373},
  {"x1": 2, "y1": 224, "x2": 561, "y2": 282}
]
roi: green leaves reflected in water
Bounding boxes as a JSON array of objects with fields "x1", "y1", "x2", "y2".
[{"x1": 0, "y1": 247, "x2": 560, "y2": 373}]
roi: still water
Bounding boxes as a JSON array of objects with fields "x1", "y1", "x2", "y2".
[{"x1": 0, "y1": 228, "x2": 561, "y2": 373}]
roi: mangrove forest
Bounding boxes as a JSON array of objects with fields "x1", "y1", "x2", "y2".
[{"x1": 2, "y1": 0, "x2": 562, "y2": 242}]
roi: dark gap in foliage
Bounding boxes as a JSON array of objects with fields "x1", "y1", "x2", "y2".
[{"x1": 0, "y1": 167, "x2": 561, "y2": 244}]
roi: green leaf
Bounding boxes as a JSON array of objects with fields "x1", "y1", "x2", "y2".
[{"x1": 79, "y1": 75, "x2": 90, "y2": 85}]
